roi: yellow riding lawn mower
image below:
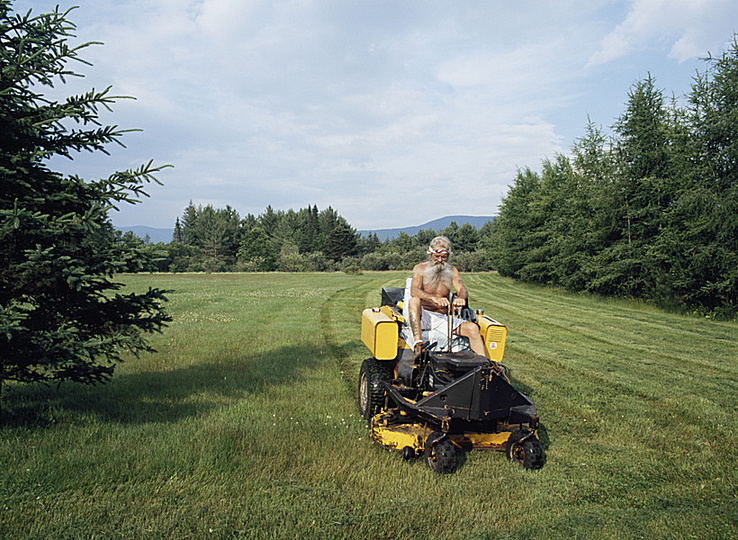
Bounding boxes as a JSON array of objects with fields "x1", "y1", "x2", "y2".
[{"x1": 359, "y1": 284, "x2": 544, "y2": 473}]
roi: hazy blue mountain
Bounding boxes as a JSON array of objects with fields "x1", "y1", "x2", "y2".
[
  {"x1": 358, "y1": 215, "x2": 495, "y2": 241},
  {"x1": 119, "y1": 215, "x2": 495, "y2": 244}
]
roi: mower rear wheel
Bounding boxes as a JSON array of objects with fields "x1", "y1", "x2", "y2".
[
  {"x1": 358, "y1": 358, "x2": 390, "y2": 420},
  {"x1": 424, "y1": 433, "x2": 458, "y2": 474},
  {"x1": 507, "y1": 435, "x2": 544, "y2": 470}
]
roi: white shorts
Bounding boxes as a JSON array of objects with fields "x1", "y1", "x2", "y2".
[{"x1": 421, "y1": 309, "x2": 462, "y2": 334}]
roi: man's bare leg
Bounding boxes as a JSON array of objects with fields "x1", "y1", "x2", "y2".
[{"x1": 455, "y1": 321, "x2": 486, "y2": 356}]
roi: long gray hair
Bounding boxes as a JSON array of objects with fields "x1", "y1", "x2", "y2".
[{"x1": 428, "y1": 236, "x2": 452, "y2": 254}]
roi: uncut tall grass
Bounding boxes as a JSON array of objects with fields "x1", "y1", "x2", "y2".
[{"x1": 1, "y1": 272, "x2": 735, "y2": 539}]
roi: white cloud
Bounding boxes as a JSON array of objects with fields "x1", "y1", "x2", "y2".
[{"x1": 589, "y1": 0, "x2": 737, "y2": 66}]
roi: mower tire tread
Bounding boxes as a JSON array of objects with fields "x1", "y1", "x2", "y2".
[
  {"x1": 425, "y1": 434, "x2": 458, "y2": 474},
  {"x1": 358, "y1": 358, "x2": 390, "y2": 420},
  {"x1": 507, "y1": 435, "x2": 544, "y2": 470}
]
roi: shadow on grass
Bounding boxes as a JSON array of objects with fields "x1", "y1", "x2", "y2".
[{"x1": 1, "y1": 342, "x2": 326, "y2": 429}]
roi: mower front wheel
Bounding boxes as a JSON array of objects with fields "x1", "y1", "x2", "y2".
[
  {"x1": 507, "y1": 434, "x2": 544, "y2": 470},
  {"x1": 424, "y1": 433, "x2": 458, "y2": 474},
  {"x1": 358, "y1": 358, "x2": 390, "y2": 420}
]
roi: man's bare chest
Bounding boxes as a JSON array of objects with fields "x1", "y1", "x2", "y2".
[{"x1": 423, "y1": 283, "x2": 451, "y2": 297}]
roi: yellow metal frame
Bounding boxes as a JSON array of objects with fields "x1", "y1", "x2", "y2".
[{"x1": 371, "y1": 412, "x2": 526, "y2": 454}]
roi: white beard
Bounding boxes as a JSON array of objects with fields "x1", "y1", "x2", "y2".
[{"x1": 423, "y1": 260, "x2": 453, "y2": 290}]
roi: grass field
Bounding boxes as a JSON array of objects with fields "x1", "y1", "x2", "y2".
[{"x1": 1, "y1": 272, "x2": 736, "y2": 539}]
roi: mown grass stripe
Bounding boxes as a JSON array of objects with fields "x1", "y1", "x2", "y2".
[{"x1": 466, "y1": 275, "x2": 736, "y2": 384}]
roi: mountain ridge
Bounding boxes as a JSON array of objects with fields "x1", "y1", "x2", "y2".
[{"x1": 358, "y1": 215, "x2": 495, "y2": 241}]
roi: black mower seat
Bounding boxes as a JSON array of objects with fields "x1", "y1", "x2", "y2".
[
  {"x1": 431, "y1": 350, "x2": 490, "y2": 376},
  {"x1": 381, "y1": 287, "x2": 405, "y2": 307}
]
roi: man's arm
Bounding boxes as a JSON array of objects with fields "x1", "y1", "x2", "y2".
[
  {"x1": 451, "y1": 267, "x2": 468, "y2": 306},
  {"x1": 407, "y1": 267, "x2": 427, "y2": 344}
]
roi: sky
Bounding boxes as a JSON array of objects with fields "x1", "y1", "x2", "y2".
[{"x1": 14, "y1": 0, "x2": 738, "y2": 230}]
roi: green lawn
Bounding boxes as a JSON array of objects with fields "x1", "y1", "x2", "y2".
[{"x1": 1, "y1": 272, "x2": 736, "y2": 539}]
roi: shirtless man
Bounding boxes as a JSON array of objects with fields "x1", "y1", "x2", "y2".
[{"x1": 407, "y1": 236, "x2": 486, "y2": 356}]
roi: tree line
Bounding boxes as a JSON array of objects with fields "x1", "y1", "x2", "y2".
[
  {"x1": 488, "y1": 38, "x2": 738, "y2": 318},
  {"x1": 132, "y1": 202, "x2": 495, "y2": 273}
]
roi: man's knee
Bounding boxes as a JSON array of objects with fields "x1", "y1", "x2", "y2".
[{"x1": 457, "y1": 321, "x2": 481, "y2": 337}]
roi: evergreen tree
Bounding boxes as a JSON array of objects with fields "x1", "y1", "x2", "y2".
[
  {"x1": 241, "y1": 213, "x2": 258, "y2": 231},
  {"x1": 415, "y1": 228, "x2": 438, "y2": 248},
  {"x1": 520, "y1": 155, "x2": 579, "y2": 285},
  {"x1": 570, "y1": 121, "x2": 617, "y2": 290},
  {"x1": 298, "y1": 205, "x2": 319, "y2": 253},
  {"x1": 198, "y1": 205, "x2": 223, "y2": 259},
  {"x1": 489, "y1": 168, "x2": 542, "y2": 277},
  {"x1": 679, "y1": 37, "x2": 738, "y2": 315},
  {"x1": 314, "y1": 206, "x2": 339, "y2": 252},
  {"x1": 324, "y1": 219, "x2": 358, "y2": 262},
  {"x1": 595, "y1": 75, "x2": 677, "y2": 298},
  {"x1": 487, "y1": 36, "x2": 737, "y2": 317},
  {"x1": 272, "y1": 209, "x2": 299, "y2": 253},
  {"x1": 391, "y1": 231, "x2": 416, "y2": 252},
  {"x1": 176, "y1": 203, "x2": 241, "y2": 265},
  {"x1": 357, "y1": 232, "x2": 381, "y2": 255},
  {"x1": 259, "y1": 205, "x2": 279, "y2": 235},
  {"x1": 180, "y1": 201, "x2": 200, "y2": 246},
  {"x1": 454, "y1": 223, "x2": 480, "y2": 253},
  {"x1": 318, "y1": 206, "x2": 338, "y2": 234},
  {"x1": 0, "y1": 3, "x2": 170, "y2": 406},
  {"x1": 237, "y1": 226, "x2": 276, "y2": 271},
  {"x1": 440, "y1": 221, "x2": 459, "y2": 243},
  {"x1": 173, "y1": 217, "x2": 183, "y2": 244}
]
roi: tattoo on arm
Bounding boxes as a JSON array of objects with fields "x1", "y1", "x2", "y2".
[{"x1": 409, "y1": 311, "x2": 421, "y2": 342}]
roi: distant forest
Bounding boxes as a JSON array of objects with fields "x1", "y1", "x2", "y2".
[
  {"x1": 123, "y1": 202, "x2": 495, "y2": 274},
  {"x1": 123, "y1": 37, "x2": 737, "y2": 318}
]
